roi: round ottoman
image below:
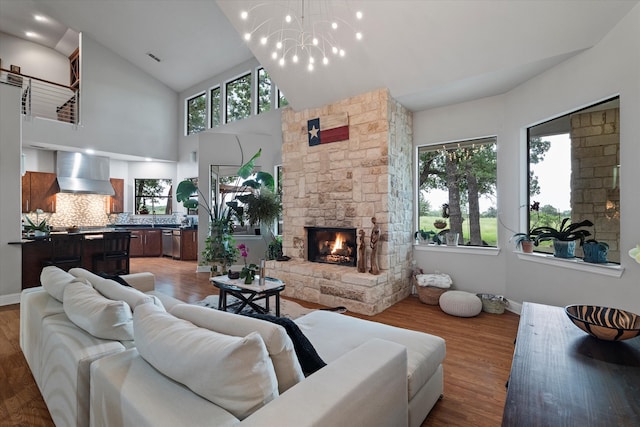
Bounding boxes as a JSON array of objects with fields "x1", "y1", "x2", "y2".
[{"x1": 439, "y1": 291, "x2": 482, "y2": 317}]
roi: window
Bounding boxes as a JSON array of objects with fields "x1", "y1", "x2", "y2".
[
  {"x1": 134, "y1": 179, "x2": 173, "y2": 215},
  {"x1": 225, "y1": 72, "x2": 252, "y2": 123},
  {"x1": 257, "y1": 68, "x2": 272, "y2": 114},
  {"x1": 210, "y1": 86, "x2": 221, "y2": 128},
  {"x1": 417, "y1": 137, "x2": 498, "y2": 247},
  {"x1": 527, "y1": 97, "x2": 620, "y2": 262},
  {"x1": 186, "y1": 93, "x2": 206, "y2": 135},
  {"x1": 278, "y1": 89, "x2": 289, "y2": 108}
]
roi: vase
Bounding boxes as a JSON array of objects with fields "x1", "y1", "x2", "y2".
[
  {"x1": 553, "y1": 240, "x2": 576, "y2": 258},
  {"x1": 520, "y1": 240, "x2": 534, "y2": 253},
  {"x1": 244, "y1": 273, "x2": 254, "y2": 284},
  {"x1": 583, "y1": 241, "x2": 608, "y2": 264},
  {"x1": 445, "y1": 232, "x2": 459, "y2": 246}
]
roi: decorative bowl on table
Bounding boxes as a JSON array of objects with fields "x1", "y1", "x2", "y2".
[{"x1": 565, "y1": 304, "x2": 640, "y2": 341}]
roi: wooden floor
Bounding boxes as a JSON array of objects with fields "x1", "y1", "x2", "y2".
[{"x1": 0, "y1": 257, "x2": 520, "y2": 426}]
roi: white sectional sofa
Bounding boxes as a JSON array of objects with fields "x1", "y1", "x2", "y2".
[{"x1": 20, "y1": 267, "x2": 446, "y2": 427}]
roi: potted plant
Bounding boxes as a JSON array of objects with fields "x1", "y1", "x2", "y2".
[
  {"x1": 176, "y1": 149, "x2": 275, "y2": 276},
  {"x1": 24, "y1": 209, "x2": 49, "y2": 237},
  {"x1": 582, "y1": 239, "x2": 609, "y2": 264},
  {"x1": 414, "y1": 229, "x2": 436, "y2": 244},
  {"x1": 530, "y1": 218, "x2": 593, "y2": 258},
  {"x1": 433, "y1": 219, "x2": 447, "y2": 229},
  {"x1": 511, "y1": 232, "x2": 534, "y2": 253}
]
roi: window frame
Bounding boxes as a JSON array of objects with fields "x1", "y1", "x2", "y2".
[
  {"x1": 209, "y1": 85, "x2": 221, "y2": 129},
  {"x1": 224, "y1": 71, "x2": 252, "y2": 124},
  {"x1": 256, "y1": 67, "x2": 273, "y2": 115},
  {"x1": 185, "y1": 91, "x2": 207, "y2": 136}
]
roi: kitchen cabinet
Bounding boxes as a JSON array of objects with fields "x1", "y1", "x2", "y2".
[
  {"x1": 129, "y1": 229, "x2": 162, "y2": 257},
  {"x1": 109, "y1": 178, "x2": 124, "y2": 213},
  {"x1": 180, "y1": 229, "x2": 198, "y2": 261},
  {"x1": 22, "y1": 171, "x2": 58, "y2": 213}
]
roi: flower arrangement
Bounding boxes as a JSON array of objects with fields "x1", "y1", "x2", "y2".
[
  {"x1": 24, "y1": 209, "x2": 49, "y2": 236},
  {"x1": 237, "y1": 243, "x2": 258, "y2": 284}
]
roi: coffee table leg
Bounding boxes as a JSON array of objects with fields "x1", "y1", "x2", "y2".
[
  {"x1": 218, "y1": 289, "x2": 226, "y2": 311},
  {"x1": 275, "y1": 293, "x2": 280, "y2": 317}
]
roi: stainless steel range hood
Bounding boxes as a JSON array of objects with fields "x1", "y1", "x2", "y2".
[{"x1": 56, "y1": 151, "x2": 115, "y2": 196}]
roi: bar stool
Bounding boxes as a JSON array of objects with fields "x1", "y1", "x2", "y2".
[
  {"x1": 93, "y1": 231, "x2": 131, "y2": 275},
  {"x1": 42, "y1": 234, "x2": 84, "y2": 271}
]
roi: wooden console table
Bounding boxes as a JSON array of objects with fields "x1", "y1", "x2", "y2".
[{"x1": 502, "y1": 302, "x2": 640, "y2": 426}]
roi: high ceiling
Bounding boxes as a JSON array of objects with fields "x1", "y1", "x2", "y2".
[{"x1": 0, "y1": 0, "x2": 637, "y2": 112}]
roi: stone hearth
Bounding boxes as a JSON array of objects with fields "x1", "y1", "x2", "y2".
[{"x1": 268, "y1": 89, "x2": 413, "y2": 315}]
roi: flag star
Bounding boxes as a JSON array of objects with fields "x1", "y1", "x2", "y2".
[{"x1": 309, "y1": 125, "x2": 319, "y2": 139}]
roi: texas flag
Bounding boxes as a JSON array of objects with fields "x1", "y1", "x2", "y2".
[{"x1": 307, "y1": 113, "x2": 349, "y2": 146}]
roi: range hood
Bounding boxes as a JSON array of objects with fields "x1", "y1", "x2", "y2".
[{"x1": 56, "y1": 151, "x2": 115, "y2": 196}]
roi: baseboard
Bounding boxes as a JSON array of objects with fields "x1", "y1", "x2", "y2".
[
  {"x1": 0, "y1": 293, "x2": 21, "y2": 306},
  {"x1": 505, "y1": 299, "x2": 522, "y2": 315}
]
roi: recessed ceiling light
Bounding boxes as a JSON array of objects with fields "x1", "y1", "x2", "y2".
[
  {"x1": 145, "y1": 157, "x2": 152, "y2": 162},
  {"x1": 34, "y1": 14, "x2": 48, "y2": 22},
  {"x1": 86, "y1": 149, "x2": 95, "y2": 155},
  {"x1": 25, "y1": 31, "x2": 38, "y2": 38}
]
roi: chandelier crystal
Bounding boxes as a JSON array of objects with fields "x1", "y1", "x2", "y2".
[{"x1": 240, "y1": 0, "x2": 363, "y2": 72}]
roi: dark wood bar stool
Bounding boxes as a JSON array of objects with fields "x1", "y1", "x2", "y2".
[
  {"x1": 42, "y1": 234, "x2": 84, "y2": 271},
  {"x1": 92, "y1": 232, "x2": 131, "y2": 275}
]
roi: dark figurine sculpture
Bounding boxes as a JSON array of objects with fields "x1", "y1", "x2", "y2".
[
  {"x1": 357, "y1": 229, "x2": 366, "y2": 273},
  {"x1": 369, "y1": 217, "x2": 380, "y2": 275}
]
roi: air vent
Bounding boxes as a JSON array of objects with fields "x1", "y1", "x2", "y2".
[{"x1": 146, "y1": 52, "x2": 161, "y2": 62}]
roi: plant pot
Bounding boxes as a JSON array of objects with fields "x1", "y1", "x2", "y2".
[
  {"x1": 434, "y1": 222, "x2": 447, "y2": 229},
  {"x1": 553, "y1": 240, "x2": 576, "y2": 258},
  {"x1": 520, "y1": 240, "x2": 534, "y2": 253},
  {"x1": 445, "y1": 232, "x2": 459, "y2": 246},
  {"x1": 209, "y1": 259, "x2": 228, "y2": 277},
  {"x1": 583, "y1": 241, "x2": 609, "y2": 264}
]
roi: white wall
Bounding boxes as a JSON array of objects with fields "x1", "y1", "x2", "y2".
[
  {"x1": 0, "y1": 32, "x2": 69, "y2": 85},
  {"x1": 413, "y1": 4, "x2": 640, "y2": 313},
  {"x1": 0, "y1": 84, "x2": 24, "y2": 303},
  {"x1": 17, "y1": 34, "x2": 178, "y2": 161}
]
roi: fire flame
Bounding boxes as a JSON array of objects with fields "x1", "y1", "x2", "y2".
[{"x1": 331, "y1": 234, "x2": 344, "y2": 254}]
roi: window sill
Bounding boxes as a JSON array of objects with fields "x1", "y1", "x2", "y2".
[
  {"x1": 515, "y1": 251, "x2": 624, "y2": 278},
  {"x1": 414, "y1": 243, "x2": 500, "y2": 256}
]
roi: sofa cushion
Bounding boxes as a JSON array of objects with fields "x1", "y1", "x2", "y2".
[
  {"x1": 69, "y1": 268, "x2": 163, "y2": 310},
  {"x1": 41, "y1": 266, "x2": 77, "y2": 302},
  {"x1": 295, "y1": 310, "x2": 446, "y2": 401},
  {"x1": 63, "y1": 280, "x2": 134, "y2": 341},
  {"x1": 135, "y1": 303, "x2": 279, "y2": 420},
  {"x1": 170, "y1": 304, "x2": 304, "y2": 393}
]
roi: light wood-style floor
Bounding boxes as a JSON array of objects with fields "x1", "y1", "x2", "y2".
[{"x1": 0, "y1": 257, "x2": 520, "y2": 426}]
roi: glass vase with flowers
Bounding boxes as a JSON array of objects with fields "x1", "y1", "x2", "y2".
[{"x1": 237, "y1": 243, "x2": 259, "y2": 284}]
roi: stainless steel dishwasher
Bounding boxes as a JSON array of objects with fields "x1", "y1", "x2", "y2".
[
  {"x1": 161, "y1": 230, "x2": 173, "y2": 257},
  {"x1": 172, "y1": 229, "x2": 181, "y2": 259}
]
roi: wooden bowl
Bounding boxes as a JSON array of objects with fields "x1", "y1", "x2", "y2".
[{"x1": 565, "y1": 305, "x2": 640, "y2": 341}]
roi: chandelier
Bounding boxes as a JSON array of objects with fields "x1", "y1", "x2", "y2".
[{"x1": 240, "y1": 0, "x2": 363, "y2": 71}]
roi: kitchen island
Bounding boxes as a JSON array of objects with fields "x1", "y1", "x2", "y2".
[{"x1": 18, "y1": 230, "x2": 132, "y2": 289}]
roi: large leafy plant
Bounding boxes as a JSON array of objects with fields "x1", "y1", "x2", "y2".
[{"x1": 530, "y1": 218, "x2": 593, "y2": 246}]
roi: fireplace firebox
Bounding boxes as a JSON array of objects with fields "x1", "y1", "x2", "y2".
[{"x1": 306, "y1": 226, "x2": 357, "y2": 267}]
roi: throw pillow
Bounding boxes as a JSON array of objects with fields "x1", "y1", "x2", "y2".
[
  {"x1": 243, "y1": 312, "x2": 327, "y2": 376},
  {"x1": 70, "y1": 268, "x2": 163, "y2": 310},
  {"x1": 41, "y1": 266, "x2": 78, "y2": 302},
  {"x1": 134, "y1": 303, "x2": 279, "y2": 420},
  {"x1": 170, "y1": 304, "x2": 304, "y2": 393},
  {"x1": 63, "y1": 279, "x2": 134, "y2": 341}
]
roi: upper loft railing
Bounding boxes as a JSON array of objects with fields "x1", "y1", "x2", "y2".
[{"x1": 0, "y1": 68, "x2": 78, "y2": 125}]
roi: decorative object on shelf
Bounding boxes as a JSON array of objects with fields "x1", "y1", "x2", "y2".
[
  {"x1": 369, "y1": 217, "x2": 380, "y2": 275},
  {"x1": 511, "y1": 232, "x2": 534, "y2": 253},
  {"x1": 530, "y1": 218, "x2": 593, "y2": 258},
  {"x1": 629, "y1": 244, "x2": 640, "y2": 264},
  {"x1": 477, "y1": 294, "x2": 509, "y2": 314},
  {"x1": 582, "y1": 240, "x2": 609, "y2": 264},
  {"x1": 565, "y1": 305, "x2": 640, "y2": 341},
  {"x1": 357, "y1": 229, "x2": 366, "y2": 273},
  {"x1": 239, "y1": 0, "x2": 363, "y2": 72},
  {"x1": 227, "y1": 270, "x2": 240, "y2": 280},
  {"x1": 444, "y1": 232, "x2": 459, "y2": 246},
  {"x1": 433, "y1": 219, "x2": 447, "y2": 229},
  {"x1": 24, "y1": 209, "x2": 49, "y2": 237}
]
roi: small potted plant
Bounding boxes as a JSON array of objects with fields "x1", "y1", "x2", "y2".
[
  {"x1": 511, "y1": 232, "x2": 534, "y2": 253},
  {"x1": 582, "y1": 239, "x2": 609, "y2": 264},
  {"x1": 530, "y1": 218, "x2": 593, "y2": 258},
  {"x1": 24, "y1": 209, "x2": 49, "y2": 237},
  {"x1": 414, "y1": 229, "x2": 436, "y2": 244}
]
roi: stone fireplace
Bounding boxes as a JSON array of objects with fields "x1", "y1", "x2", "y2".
[
  {"x1": 306, "y1": 226, "x2": 357, "y2": 267},
  {"x1": 267, "y1": 89, "x2": 414, "y2": 315}
]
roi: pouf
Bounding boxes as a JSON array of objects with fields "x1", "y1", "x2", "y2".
[{"x1": 439, "y1": 291, "x2": 482, "y2": 317}]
